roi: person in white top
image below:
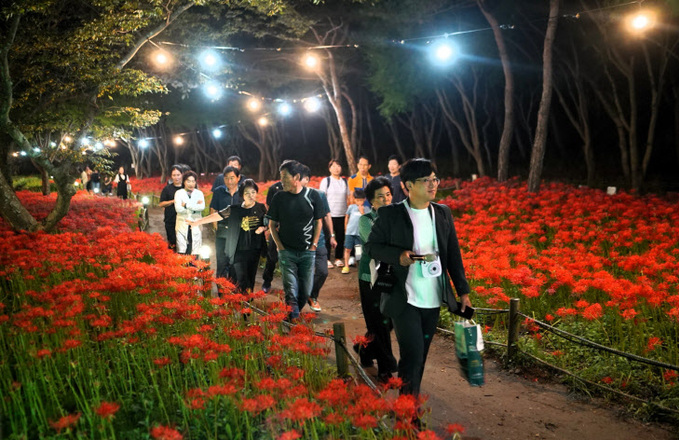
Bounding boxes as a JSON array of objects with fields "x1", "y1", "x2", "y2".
[
  {"x1": 364, "y1": 158, "x2": 472, "y2": 399},
  {"x1": 318, "y1": 159, "x2": 348, "y2": 267},
  {"x1": 174, "y1": 171, "x2": 205, "y2": 255}
]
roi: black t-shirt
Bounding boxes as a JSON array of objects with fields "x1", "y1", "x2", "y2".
[
  {"x1": 266, "y1": 187, "x2": 325, "y2": 251},
  {"x1": 159, "y1": 184, "x2": 182, "y2": 224},
  {"x1": 266, "y1": 181, "x2": 284, "y2": 207},
  {"x1": 219, "y1": 203, "x2": 267, "y2": 253}
]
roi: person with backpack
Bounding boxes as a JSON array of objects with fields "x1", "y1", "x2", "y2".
[{"x1": 319, "y1": 159, "x2": 348, "y2": 268}]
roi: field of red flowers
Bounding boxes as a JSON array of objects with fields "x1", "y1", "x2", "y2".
[
  {"x1": 438, "y1": 178, "x2": 679, "y2": 409},
  {"x1": 0, "y1": 191, "x2": 459, "y2": 439}
]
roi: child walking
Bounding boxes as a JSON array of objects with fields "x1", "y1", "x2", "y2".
[{"x1": 342, "y1": 189, "x2": 369, "y2": 274}]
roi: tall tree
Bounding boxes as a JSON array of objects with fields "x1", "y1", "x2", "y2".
[
  {"x1": 527, "y1": 0, "x2": 560, "y2": 192},
  {"x1": 476, "y1": 0, "x2": 515, "y2": 182}
]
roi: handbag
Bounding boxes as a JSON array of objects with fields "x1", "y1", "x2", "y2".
[
  {"x1": 371, "y1": 261, "x2": 396, "y2": 295},
  {"x1": 454, "y1": 320, "x2": 485, "y2": 386}
]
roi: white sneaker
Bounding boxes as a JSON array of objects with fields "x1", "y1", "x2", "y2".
[
  {"x1": 348, "y1": 256, "x2": 356, "y2": 267},
  {"x1": 327, "y1": 260, "x2": 334, "y2": 269}
]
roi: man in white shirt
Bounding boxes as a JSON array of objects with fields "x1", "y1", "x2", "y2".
[{"x1": 365, "y1": 158, "x2": 472, "y2": 397}]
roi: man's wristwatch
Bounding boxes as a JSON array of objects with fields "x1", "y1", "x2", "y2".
[{"x1": 331, "y1": 234, "x2": 335, "y2": 237}]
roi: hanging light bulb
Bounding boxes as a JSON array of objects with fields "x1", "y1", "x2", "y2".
[
  {"x1": 139, "y1": 139, "x2": 149, "y2": 148},
  {"x1": 257, "y1": 116, "x2": 269, "y2": 127},
  {"x1": 278, "y1": 102, "x2": 292, "y2": 116},
  {"x1": 204, "y1": 82, "x2": 223, "y2": 100},
  {"x1": 303, "y1": 97, "x2": 321, "y2": 113},
  {"x1": 173, "y1": 135, "x2": 184, "y2": 146},
  {"x1": 247, "y1": 98, "x2": 262, "y2": 112},
  {"x1": 303, "y1": 53, "x2": 320, "y2": 70},
  {"x1": 212, "y1": 128, "x2": 223, "y2": 139},
  {"x1": 199, "y1": 50, "x2": 221, "y2": 70}
]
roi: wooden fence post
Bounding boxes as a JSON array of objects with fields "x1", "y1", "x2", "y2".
[
  {"x1": 333, "y1": 322, "x2": 349, "y2": 377},
  {"x1": 507, "y1": 298, "x2": 521, "y2": 361}
]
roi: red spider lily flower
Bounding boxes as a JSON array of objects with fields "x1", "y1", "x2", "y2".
[
  {"x1": 353, "y1": 334, "x2": 373, "y2": 348},
  {"x1": 391, "y1": 394, "x2": 419, "y2": 421},
  {"x1": 352, "y1": 413, "x2": 377, "y2": 429},
  {"x1": 35, "y1": 349, "x2": 52, "y2": 359},
  {"x1": 601, "y1": 376, "x2": 614, "y2": 384},
  {"x1": 417, "y1": 430, "x2": 443, "y2": 440},
  {"x1": 446, "y1": 423, "x2": 465, "y2": 435},
  {"x1": 207, "y1": 384, "x2": 238, "y2": 397},
  {"x1": 663, "y1": 370, "x2": 678, "y2": 383},
  {"x1": 153, "y1": 357, "x2": 172, "y2": 367},
  {"x1": 621, "y1": 308, "x2": 638, "y2": 320},
  {"x1": 150, "y1": 425, "x2": 183, "y2": 440},
  {"x1": 645, "y1": 337, "x2": 662, "y2": 352},
  {"x1": 323, "y1": 412, "x2": 346, "y2": 425},
  {"x1": 280, "y1": 397, "x2": 321, "y2": 421},
  {"x1": 581, "y1": 303, "x2": 603, "y2": 320},
  {"x1": 94, "y1": 401, "x2": 120, "y2": 419},
  {"x1": 277, "y1": 430, "x2": 301, "y2": 440},
  {"x1": 544, "y1": 314, "x2": 555, "y2": 322},
  {"x1": 186, "y1": 397, "x2": 205, "y2": 410},
  {"x1": 383, "y1": 376, "x2": 404, "y2": 390},
  {"x1": 49, "y1": 413, "x2": 81, "y2": 432},
  {"x1": 550, "y1": 350, "x2": 564, "y2": 356}
]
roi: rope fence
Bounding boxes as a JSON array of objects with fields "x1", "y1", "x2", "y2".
[{"x1": 436, "y1": 297, "x2": 679, "y2": 414}]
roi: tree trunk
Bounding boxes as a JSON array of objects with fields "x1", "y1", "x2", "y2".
[
  {"x1": 477, "y1": 0, "x2": 515, "y2": 182},
  {"x1": 527, "y1": 0, "x2": 559, "y2": 193}
]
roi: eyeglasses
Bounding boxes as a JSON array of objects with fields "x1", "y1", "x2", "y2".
[{"x1": 415, "y1": 177, "x2": 440, "y2": 186}]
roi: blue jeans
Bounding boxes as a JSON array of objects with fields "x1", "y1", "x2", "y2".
[{"x1": 278, "y1": 249, "x2": 316, "y2": 319}]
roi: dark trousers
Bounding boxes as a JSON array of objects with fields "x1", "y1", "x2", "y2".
[
  {"x1": 165, "y1": 222, "x2": 177, "y2": 251},
  {"x1": 215, "y1": 236, "x2": 231, "y2": 280},
  {"x1": 331, "y1": 217, "x2": 345, "y2": 261},
  {"x1": 232, "y1": 250, "x2": 260, "y2": 292},
  {"x1": 391, "y1": 303, "x2": 440, "y2": 396},
  {"x1": 310, "y1": 246, "x2": 328, "y2": 300},
  {"x1": 358, "y1": 280, "x2": 396, "y2": 375},
  {"x1": 262, "y1": 235, "x2": 278, "y2": 287}
]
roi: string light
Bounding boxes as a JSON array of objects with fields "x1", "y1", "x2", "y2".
[
  {"x1": 81, "y1": 138, "x2": 90, "y2": 146},
  {"x1": 152, "y1": 50, "x2": 172, "y2": 67},
  {"x1": 63, "y1": 135, "x2": 73, "y2": 143},
  {"x1": 139, "y1": 139, "x2": 150, "y2": 148},
  {"x1": 278, "y1": 102, "x2": 292, "y2": 116},
  {"x1": 212, "y1": 128, "x2": 223, "y2": 138},
  {"x1": 303, "y1": 97, "x2": 321, "y2": 113},
  {"x1": 199, "y1": 50, "x2": 222, "y2": 70},
  {"x1": 257, "y1": 116, "x2": 269, "y2": 127},
  {"x1": 626, "y1": 9, "x2": 656, "y2": 33},
  {"x1": 430, "y1": 40, "x2": 459, "y2": 66},
  {"x1": 247, "y1": 98, "x2": 262, "y2": 112},
  {"x1": 204, "y1": 81, "x2": 223, "y2": 100},
  {"x1": 303, "y1": 53, "x2": 320, "y2": 70},
  {"x1": 173, "y1": 135, "x2": 185, "y2": 145}
]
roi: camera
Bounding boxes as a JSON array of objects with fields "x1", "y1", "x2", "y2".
[{"x1": 421, "y1": 257, "x2": 442, "y2": 278}]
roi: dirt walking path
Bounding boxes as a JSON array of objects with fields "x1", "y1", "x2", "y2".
[{"x1": 145, "y1": 206, "x2": 676, "y2": 440}]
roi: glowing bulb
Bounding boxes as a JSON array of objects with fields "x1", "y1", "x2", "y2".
[
  {"x1": 303, "y1": 53, "x2": 319, "y2": 69},
  {"x1": 173, "y1": 136, "x2": 184, "y2": 145},
  {"x1": 20, "y1": 151, "x2": 27, "y2": 156},
  {"x1": 94, "y1": 142, "x2": 104, "y2": 150},
  {"x1": 303, "y1": 97, "x2": 321, "y2": 113},
  {"x1": 204, "y1": 82, "x2": 222, "y2": 100},
  {"x1": 49, "y1": 141, "x2": 57, "y2": 147},
  {"x1": 212, "y1": 128, "x2": 223, "y2": 138},
  {"x1": 258, "y1": 116, "x2": 269, "y2": 127},
  {"x1": 81, "y1": 137, "x2": 90, "y2": 146},
  {"x1": 430, "y1": 41, "x2": 458, "y2": 65},
  {"x1": 12, "y1": 152, "x2": 19, "y2": 157},
  {"x1": 63, "y1": 135, "x2": 73, "y2": 143},
  {"x1": 139, "y1": 139, "x2": 149, "y2": 148},
  {"x1": 278, "y1": 102, "x2": 292, "y2": 116},
  {"x1": 247, "y1": 98, "x2": 261, "y2": 112},
  {"x1": 33, "y1": 147, "x2": 41, "y2": 153},
  {"x1": 141, "y1": 196, "x2": 151, "y2": 205},
  {"x1": 627, "y1": 10, "x2": 656, "y2": 32},
  {"x1": 61, "y1": 145, "x2": 68, "y2": 150},
  {"x1": 200, "y1": 50, "x2": 221, "y2": 70},
  {"x1": 154, "y1": 51, "x2": 170, "y2": 66}
]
